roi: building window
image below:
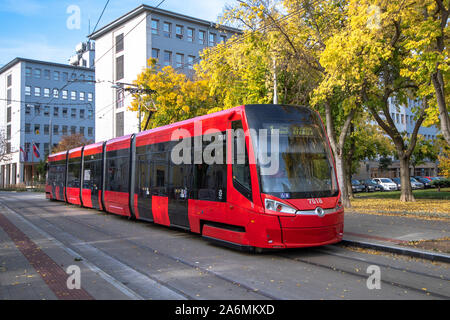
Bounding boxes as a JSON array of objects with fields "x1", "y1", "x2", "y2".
[
  {"x1": 401, "y1": 114, "x2": 405, "y2": 124},
  {"x1": 187, "y1": 28, "x2": 194, "y2": 42},
  {"x1": 53, "y1": 71, "x2": 60, "y2": 81},
  {"x1": 62, "y1": 72, "x2": 68, "y2": 82},
  {"x1": 44, "y1": 125, "x2": 49, "y2": 135},
  {"x1": 71, "y1": 126, "x2": 76, "y2": 135},
  {"x1": 209, "y1": 33, "x2": 216, "y2": 46},
  {"x1": 7, "y1": 107, "x2": 11, "y2": 123},
  {"x1": 7, "y1": 74, "x2": 12, "y2": 87},
  {"x1": 116, "y1": 55, "x2": 124, "y2": 80},
  {"x1": 6, "y1": 125, "x2": 11, "y2": 140},
  {"x1": 395, "y1": 113, "x2": 399, "y2": 123},
  {"x1": 44, "y1": 88, "x2": 50, "y2": 97},
  {"x1": 34, "y1": 87, "x2": 41, "y2": 97},
  {"x1": 220, "y1": 35, "x2": 227, "y2": 43},
  {"x1": 116, "y1": 33, "x2": 124, "y2": 53},
  {"x1": 80, "y1": 109, "x2": 85, "y2": 119},
  {"x1": 26, "y1": 104, "x2": 32, "y2": 115},
  {"x1": 176, "y1": 25, "x2": 183, "y2": 39},
  {"x1": 44, "y1": 106, "x2": 50, "y2": 116},
  {"x1": 71, "y1": 73, "x2": 76, "y2": 80},
  {"x1": 88, "y1": 75, "x2": 94, "y2": 82},
  {"x1": 163, "y1": 22, "x2": 171, "y2": 38},
  {"x1": 25, "y1": 123, "x2": 31, "y2": 133},
  {"x1": 34, "y1": 68, "x2": 41, "y2": 78},
  {"x1": 71, "y1": 91, "x2": 76, "y2": 100},
  {"x1": 88, "y1": 127, "x2": 94, "y2": 137},
  {"x1": 34, "y1": 124, "x2": 40, "y2": 135},
  {"x1": 54, "y1": 107, "x2": 59, "y2": 117},
  {"x1": 63, "y1": 107, "x2": 68, "y2": 118},
  {"x1": 187, "y1": 56, "x2": 195, "y2": 69},
  {"x1": 71, "y1": 108, "x2": 76, "y2": 119},
  {"x1": 79, "y1": 126, "x2": 85, "y2": 135},
  {"x1": 26, "y1": 67, "x2": 32, "y2": 77},
  {"x1": 79, "y1": 74, "x2": 85, "y2": 81},
  {"x1": 44, "y1": 69, "x2": 50, "y2": 80},
  {"x1": 79, "y1": 91, "x2": 85, "y2": 101},
  {"x1": 151, "y1": 19, "x2": 159, "y2": 34},
  {"x1": 44, "y1": 143, "x2": 49, "y2": 154},
  {"x1": 199, "y1": 30, "x2": 205, "y2": 44},
  {"x1": 88, "y1": 110, "x2": 93, "y2": 119},
  {"x1": 116, "y1": 89, "x2": 124, "y2": 109},
  {"x1": 34, "y1": 104, "x2": 41, "y2": 116},
  {"x1": 176, "y1": 53, "x2": 184, "y2": 68},
  {"x1": 164, "y1": 51, "x2": 172, "y2": 67},
  {"x1": 62, "y1": 90, "x2": 68, "y2": 99},
  {"x1": 53, "y1": 88, "x2": 59, "y2": 98},
  {"x1": 53, "y1": 125, "x2": 59, "y2": 135},
  {"x1": 7, "y1": 89, "x2": 11, "y2": 105},
  {"x1": 87, "y1": 93, "x2": 93, "y2": 102},
  {"x1": 25, "y1": 86, "x2": 31, "y2": 96},
  {"x1": 152, "y1": 48, "x2": 160, "y2": 61}
]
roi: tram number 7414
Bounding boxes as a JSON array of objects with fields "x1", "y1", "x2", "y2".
[{"x1": 308, "y1": 198, "x2": 323, "y2": 205}]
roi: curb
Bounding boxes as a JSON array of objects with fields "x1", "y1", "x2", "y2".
[{"x1": 341, "y1": 239, "x2": 450, "y2": 264}]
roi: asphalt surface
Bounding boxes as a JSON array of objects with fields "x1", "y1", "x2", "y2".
[{"x1": 0, "y1": 191, "x2": 449, "y2": 300}]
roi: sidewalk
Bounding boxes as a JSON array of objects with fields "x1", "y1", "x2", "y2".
[{"x1": 342, "y1": 211, "x2": 450, "y2": 262}]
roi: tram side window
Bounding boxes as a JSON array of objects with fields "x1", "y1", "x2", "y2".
[
  {"x1": 151, "y1": 142, "x2": 169, "y2": 196},
  {"x1": 67, "y1": 157, "x2": 81, "y2": 188},
  {"x1": 194, "y1": 131, "x2": 227, "y2": 202},
  {"x1": 106, "y1": 150, "x2": 129, "y2": 192},
  {"x1": 232, "y1": 120, "x2": 252, "y2": 200},
  {"x1": 83, "y1": 154, "x2": 102, "y2": 190},
  {"x1": 135, "y1": 151, "x2": 150, "y2": 196}
]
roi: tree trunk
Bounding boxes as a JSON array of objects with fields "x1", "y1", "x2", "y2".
[
  {"x1": 432, "y1": 71, "x2": 450, "y2": 145},
  {"x1": 399, "y1": 156, "x2": 415, "y2": 202},
  {"x1": 335, "y1": 154, "x2": 351, "y2": 207}
]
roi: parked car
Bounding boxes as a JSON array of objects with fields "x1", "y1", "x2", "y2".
[
  {"x1": 410, "y1": 177, "x2": 425, "y2": 189},
  {"x1": 391, "y1": 177, "x2": 401, "y2": 190},
  {"x1": 415, "y1": 177, "x2": 433, "y2": 188},
  {"x1": 360, "y1": 179, "x2": 382, "y2": 192},
  {"x1": 351, "y1": 179, "x2": 365, "y2": 193},
  {"x1": 372, "y1": 178, "x2": 398, "y2": 191}
]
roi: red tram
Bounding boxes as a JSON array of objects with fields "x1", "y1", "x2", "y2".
[{"x1": 46, "y1": 104, "x2": 344, "y2": 250}]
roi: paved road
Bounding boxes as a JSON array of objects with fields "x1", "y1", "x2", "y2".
[{"x1": 0, "y1": 192, "x2": 448, "y2": 300}]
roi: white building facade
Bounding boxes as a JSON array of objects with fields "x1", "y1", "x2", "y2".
[
  {"x1": 0, "y1": 58, "x2": 95, "y2": 186},
  {"x1": 89, "y1": 4, "x2": 241, "y2": 142}
]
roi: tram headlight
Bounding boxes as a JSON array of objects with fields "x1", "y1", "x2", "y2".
[{"x1": 265, "y1": 199, "x2": 297, "y2": 214}]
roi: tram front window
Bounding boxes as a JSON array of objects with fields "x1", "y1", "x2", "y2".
[{"x1": 245, "y1": 105, "x2": 338, "y2": 199}]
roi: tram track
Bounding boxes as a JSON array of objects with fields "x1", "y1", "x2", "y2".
[
  {"x1": 0, "y1": 197, "x2": 281, "y2": 300},
  {"x1": 2, "y1": 194, "x2": 449, "y2": 300},
  {"x1": 276, "y1": 249, "x2": 450, "y2": 299}
]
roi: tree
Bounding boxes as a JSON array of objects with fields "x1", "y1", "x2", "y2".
[
  {"x1": 130, "y1": 59, "x2": 217, "y2": 129},
  {"x1": 0, "y1": 130, "x2": 12, "y2": 163},
  {"x1": 52, "y1": 134, "x2": 93, "y2": 153},
  {"x1": 317, "y1": 0, "x2": 437, "y2": 201},
  {"x1": 401, "y1": 0, "x2": 450, "y2": 145}
]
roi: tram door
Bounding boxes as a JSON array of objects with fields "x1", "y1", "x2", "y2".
[{"x1": 168, "y1": 140, "x2": 191, "y2": 229}]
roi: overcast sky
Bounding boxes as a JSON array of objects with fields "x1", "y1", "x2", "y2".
[{"x1": 0, "y1": 0, "x2": 233, "y2": 66}]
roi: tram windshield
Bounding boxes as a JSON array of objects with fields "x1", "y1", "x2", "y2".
[{"x1": 245, "y1": 105, "x2": 339, "y2": 199}]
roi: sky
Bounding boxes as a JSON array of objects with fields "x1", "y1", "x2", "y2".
[{"x1": 0, "y1": 0, "x2": 233, "y2": 66}]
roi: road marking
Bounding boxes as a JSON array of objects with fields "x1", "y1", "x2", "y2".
[{"x1": 0, "y1": 200, "x2": 186, "y2": 300}]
